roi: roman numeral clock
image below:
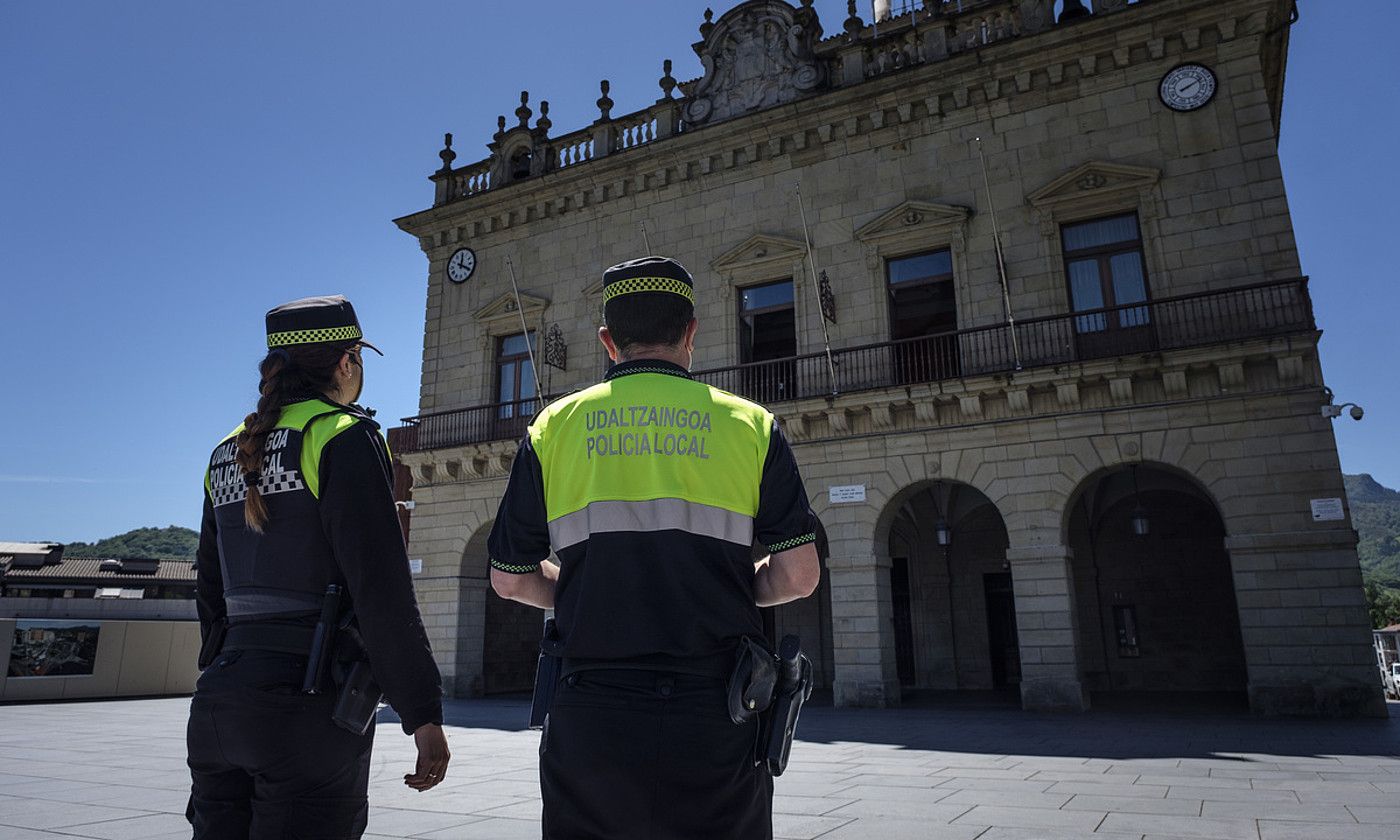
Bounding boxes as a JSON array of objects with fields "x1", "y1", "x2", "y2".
[{"x1": 447, "y1": 247, "x2": 476, "y2": 284}]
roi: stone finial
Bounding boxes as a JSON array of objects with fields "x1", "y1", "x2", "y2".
[
  {"x1": 597, "y1": 79, "x2": 614, "y2": 121},
  {"x1": 700, "y1": 8, "x2": 715, "y2": 39},
  {"x1": 536, "y1": 100, "x2": 552, "y2": 133},
  {"x1": 496, "y1": 115, "x2": 507, "y2": 134},
  {"x1": 436, "y1": 132, "x2": 456, "y2": 174},
  {"x1": 844, "y1": 0, "x2": 864, "y2": 37},
  {"x1": 1058, "y1": 0, "x2": 1091, "y2": 22},
  {"x1": 515, "y1": 91, "x2": 532, "y2": 127},
  {"x1": 659, "y1": 59, "x2": 677, "y2": 100}
]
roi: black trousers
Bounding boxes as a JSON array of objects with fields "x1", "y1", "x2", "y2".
[
  {"x1": 541, "y1": 668, "x2": 773, "y2": 840},
  {"x1": 186, "y1": 649, "x2": 375, "y2": 840}
]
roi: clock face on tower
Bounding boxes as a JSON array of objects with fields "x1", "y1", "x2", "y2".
[
  {"x1": 447, "y1": 248, "x2": 476, "y2": 284},
  {"x1": 1159, "y1": 64, "x2": 1217, "y2": 112}
]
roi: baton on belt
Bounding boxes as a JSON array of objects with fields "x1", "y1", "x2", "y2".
[{"x1": 301, "y1": 584, "x2": 341, "y2": 694}]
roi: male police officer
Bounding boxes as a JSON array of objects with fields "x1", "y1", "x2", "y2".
[
  {"x1": 189, "y1": 296, "x2": 449, "y2": 839},
  {"x1": 488, "y1": 256, "x2": 821, "y2": 839}
]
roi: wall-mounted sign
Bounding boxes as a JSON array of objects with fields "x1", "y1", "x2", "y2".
[
  {"x1": 409, "y1": 558, "x2": 423, "y2": 574},
  {"x1": 829, "y1": 484, "x2": 866, "y2": 504},
  {"x1": 1309, "y1": 498, "x2": 1345, "y2": 522},
  {"x1": 8, "y1": 620, "x2": 101, "y2": 678}
]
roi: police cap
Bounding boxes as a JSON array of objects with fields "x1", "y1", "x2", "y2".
[
  {"x1": 601, "y1": 256, "x2": 695, "y2": 305},
  {"x1": 265, "y1": 295, "x2": 383, "y2": 355}
]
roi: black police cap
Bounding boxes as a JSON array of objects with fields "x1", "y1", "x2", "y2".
[
  {"x1": 601, "y1": 256, "x2": 695, "y2": 305},
  {"x1": 265, "y1": 295, "x2": 383, "y2": 355}
]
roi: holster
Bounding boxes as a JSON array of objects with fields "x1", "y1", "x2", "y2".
[
  {"x1": 330, "y1": 623, "x2": 382, "y2": 735},
  {"x1": 756, "y1": 634, "x2": 813, "y2": 777},
  {"x1": 529, "y1": 617, "x2": 563, "y2": 730},
  {"x1": 726, "y1": 636, "x2": 779, "y2": 724}
]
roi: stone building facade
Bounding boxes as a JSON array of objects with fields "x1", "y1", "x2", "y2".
[{"x1": 391, "y1": 0, "x2": 1385, "y2": 716}]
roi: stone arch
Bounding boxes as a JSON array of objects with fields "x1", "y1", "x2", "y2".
[
  {"x1": 874, "y1": 479, "x2": 1017, "y2": 695},
  {"x1": 1063, "y1": 462, "x2": 1248, "y2": 700},
  {"x1": 458, "y1": 519, "x2": 545, "y2": 697},
  {"x1": 1059, "y1": 458, "x2": 1229, "y2": 547}
]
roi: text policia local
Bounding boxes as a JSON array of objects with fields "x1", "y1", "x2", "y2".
[{"x1": 584, "y1": 406, "x2": 713, "y2": 461}]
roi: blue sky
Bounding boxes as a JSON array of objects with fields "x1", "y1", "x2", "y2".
[{"x1": 1, "y1": 1, "x2": 1396, "y2": 543}]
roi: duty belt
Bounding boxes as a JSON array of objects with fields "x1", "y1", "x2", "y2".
[
  {"x1": 223, "y1": 623, "x2": 317, "y2": 657},
  {"x1": 560, "y1": 650, "x2": 735, "y2": 681}
]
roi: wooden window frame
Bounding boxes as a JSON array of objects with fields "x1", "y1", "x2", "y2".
[
  {"x1": 1060, "y1": 212, "x2": 1152, "y2": 330},
  {"x1": 494, "y1": 331, "x2": 536, "y2": 417}
]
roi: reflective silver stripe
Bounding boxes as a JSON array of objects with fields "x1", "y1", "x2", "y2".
[
  {"x1": 548, "y1": 498, "x2": 753, "y2": 550},
  {"x1": 225, "y1": 589, "x2": 323, "y2": 618}
]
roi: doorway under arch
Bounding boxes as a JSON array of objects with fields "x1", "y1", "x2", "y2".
[
  {"x1": 761, "y1": 523, "x2": 835, "y2": 695},
  {"x1": 463, "y1": 521, "x2": 544, "y2": 696},
  {"x1": 1066, "y1": 464, "x2": 1248, "y2": 702},
  {"x1": 881, "y1": 481, "x2": 1016, "y2": 696}
]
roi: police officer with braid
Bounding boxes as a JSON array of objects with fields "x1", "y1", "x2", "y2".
[
  {"x1": 489, "y1": 257, "x2": 822, "y2": 839},
  {"x1": 187, "y1": 296, "x2": 450, "y2": 840}
]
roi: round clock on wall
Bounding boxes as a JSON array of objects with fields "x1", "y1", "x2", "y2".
[
  {"x1": 446, "y1": 247, "x2": 476, "y2": 284},
  {"x1": 1159, "y1": 64, "x2": 1218, "y2": 112}
]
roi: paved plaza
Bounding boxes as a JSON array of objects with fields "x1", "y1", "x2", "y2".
[{"x1": 0, "y1": 697, "x2": 1397, "y2": 839}]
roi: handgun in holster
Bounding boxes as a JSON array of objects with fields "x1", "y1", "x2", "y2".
[
  {"x1": 330, "y1": 623, "x2": 382, "y2": 735},
  {"x1": 529, "y1": 617, "x2": 563, "y2": 730},
  {"x1": 758, "y1": 634, "x2": 813, "y2": 777},
  {"x1": 300, "y1": 584, "x2": 383, "y2": 735}
]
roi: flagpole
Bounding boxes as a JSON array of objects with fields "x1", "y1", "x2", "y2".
[
  {"x1": 796, "y1": 184, "x2": 839, "y2": 397},
  {"x1": 639, "y1": 221, "x2": 652, "y2": 254},
  {"x1": 975, "y1": 137, "x2": 1024, "y2": 371},
  {"x1": 505, "y1": 256, "x2": 544, "y2": 400}
]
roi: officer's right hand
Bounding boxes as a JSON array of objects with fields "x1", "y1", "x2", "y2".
[{"x1": 405, "y1": 723, "x2": 450, "y2": 791}]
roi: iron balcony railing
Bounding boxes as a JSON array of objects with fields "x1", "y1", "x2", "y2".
[{"x1": 395, "y1": 278, "x2": 1314, "y2": 453}]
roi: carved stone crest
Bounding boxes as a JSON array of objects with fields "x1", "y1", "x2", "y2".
[
  {"x1": 682, "y1": 1, "x2": 826, "y2": 127},
  {"x1": 1076, "y1": 173, "x2": 1109, "y2": 190}
]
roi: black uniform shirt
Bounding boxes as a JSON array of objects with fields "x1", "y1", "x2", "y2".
[
  {"x1": 487, "y1": 360, "x2": 819, "y2": 663},
  {"x1": 196, "y1": 410, "x2": 443, "y2": 734}
]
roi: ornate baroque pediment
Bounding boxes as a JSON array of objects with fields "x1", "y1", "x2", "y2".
[
  {"x1": 682, "y1": 1, "x2": 826, "y2": 127},
  {"x1": 855, "y1": 200, "x2": 973, "y2": 244},
  {"x1": 711, "y1": 233, "x2": 808, "y2": 273},
  {"x1": 1026, "y1": 161, "x2": 1161, "y2": 212}
]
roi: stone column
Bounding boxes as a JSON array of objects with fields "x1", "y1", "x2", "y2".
[
  {"x1": 1225, "y1": 530, "x2": 1388, "y2": 717},
  {"x1": 828, "y1": 548, "x2": 902, "y2": 707},
  {"x1": 1007, "y1": 544, "x2": 1089, "y2": 711}
]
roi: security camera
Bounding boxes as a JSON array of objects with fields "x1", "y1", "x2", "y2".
[{"x1": 1349, "y1": 405, "x2": 1364, "y2": 421}]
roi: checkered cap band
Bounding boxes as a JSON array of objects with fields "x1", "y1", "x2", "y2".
[
  {"x1": 266, "y1": 325, "x2": 363, "y2": 348},
  {"x1": 603, "y1": 276, "x2": 695, "y2": 303}
]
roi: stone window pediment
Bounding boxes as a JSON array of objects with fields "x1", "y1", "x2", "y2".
[
  {"x1": 473, "y1": 291, "x2": 550, "y2": 335},
  {"x1": 1027, "y1": 161, "x2": 1161, "y2": 220},
  {"x1": 855, "y1": 200, "x2": 972, "y2": 247},
  {"x1": 711, "y1": 233, "x2": 809, "y2": 275}
]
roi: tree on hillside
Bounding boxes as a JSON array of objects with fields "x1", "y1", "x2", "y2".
[
  {"x1": 64, "y1": 525, "x2": 199, "y2": 560},
  {"x1": 1364, "y1": 580, "x2": 1400, "y2": 629}
]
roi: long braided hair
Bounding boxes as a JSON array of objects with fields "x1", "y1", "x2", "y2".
[{"x1": 236, "y1": 341, "x2": 356, "y2": 532}]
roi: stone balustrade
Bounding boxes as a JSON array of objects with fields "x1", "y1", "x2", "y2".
[{"x1": 428, "y1": 0, "x2": 1149, "y2": 207}]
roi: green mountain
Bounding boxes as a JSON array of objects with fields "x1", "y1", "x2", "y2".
[
  {"x1": 1346, "y1": 474, "x2": 1400, "y2": 585},
  {"x1": 1346, "y1": 474, "x2": 1400, "y2": 627},
  {"x1": 64, "y1": 526, "x2": 199, "y2": 561}
]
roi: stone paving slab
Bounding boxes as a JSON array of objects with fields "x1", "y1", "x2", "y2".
[{"x1": 0, "y1": 697, "x2": 1395, "y2": 839}]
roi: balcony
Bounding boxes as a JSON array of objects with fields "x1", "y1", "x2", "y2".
[{"x1": 394, "y1": 278, "x2": 1314, "y2": 453}]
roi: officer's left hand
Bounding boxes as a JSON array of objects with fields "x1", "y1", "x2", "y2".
[{"x1": 404, "y1": 722, "x2": 451, "y2": 791}]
